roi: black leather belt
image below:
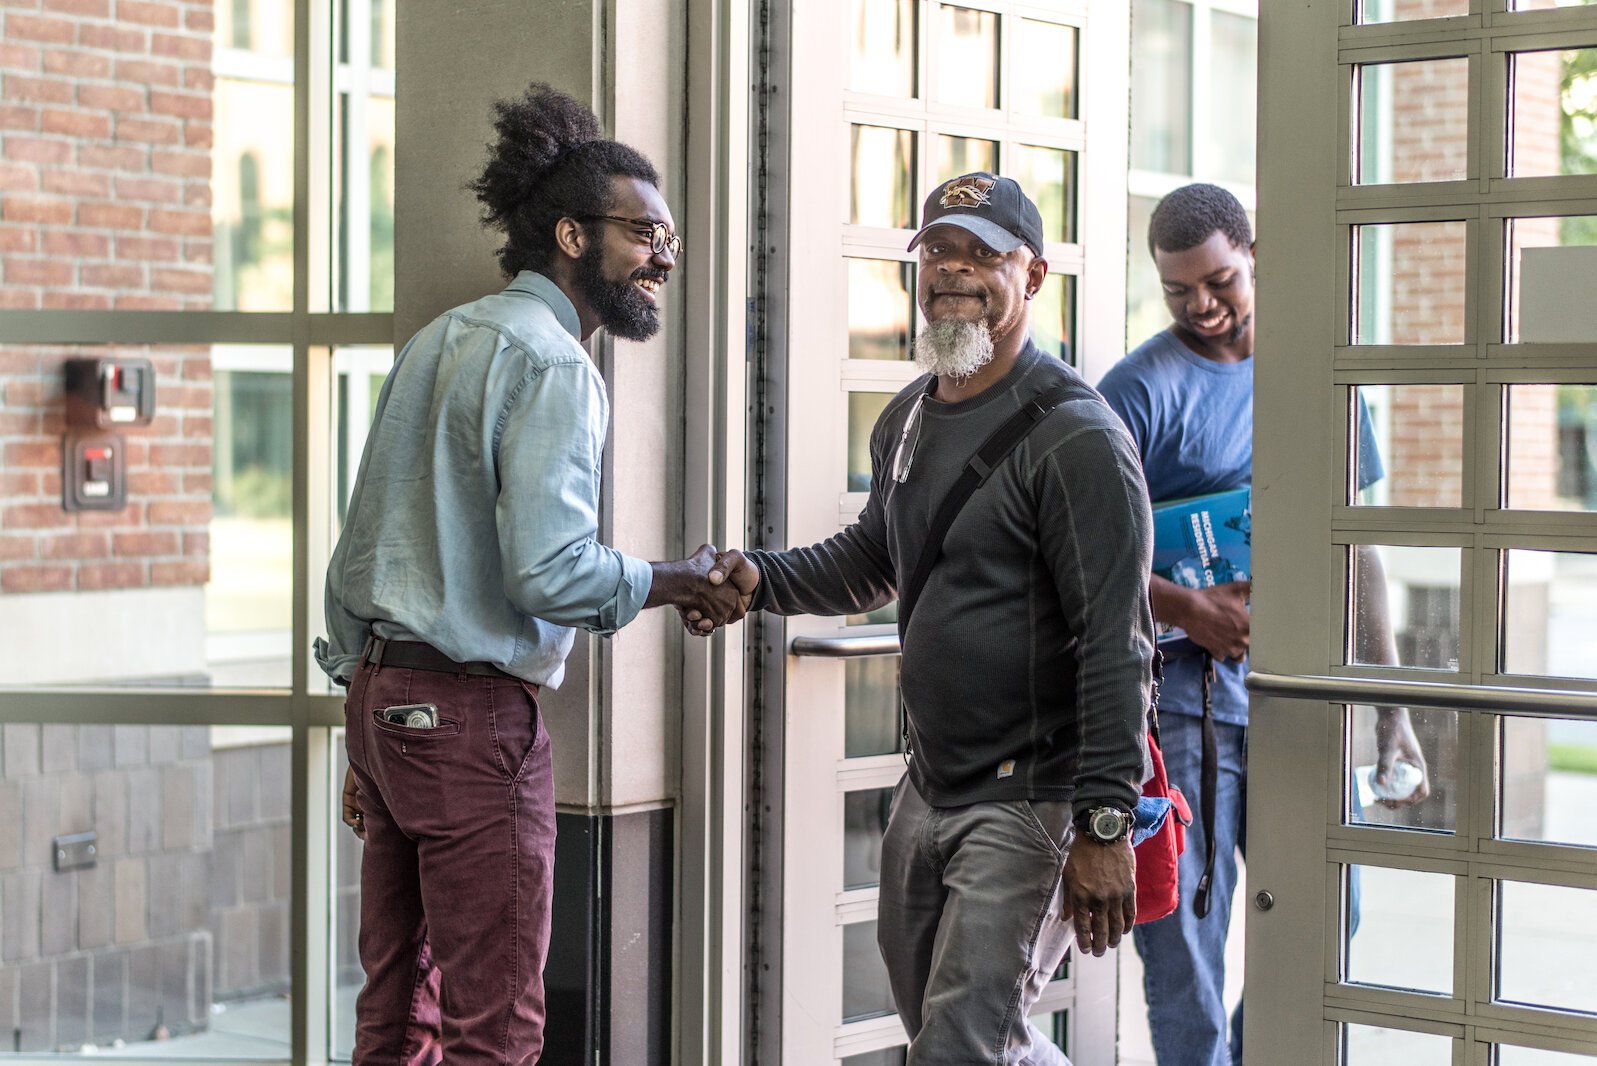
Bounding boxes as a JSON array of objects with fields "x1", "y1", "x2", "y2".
[{"x1": 365, "y1": 638, "x2": 520, "y2": 682}]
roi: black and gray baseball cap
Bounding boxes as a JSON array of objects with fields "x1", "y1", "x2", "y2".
[{"x1": 906, "y1": 172, "x2": 1046, "y2": 258}]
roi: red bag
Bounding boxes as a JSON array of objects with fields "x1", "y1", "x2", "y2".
[{"x1": 1134, "y1": 725, "x2": 1191, "y2": 925}]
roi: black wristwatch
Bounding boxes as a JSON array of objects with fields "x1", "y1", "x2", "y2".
[{"x1": 1076, "y1": 805, "x2": 1132, "y2": 845}]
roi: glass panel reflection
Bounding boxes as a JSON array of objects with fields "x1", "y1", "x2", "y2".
[
  {"x1": 1510, "y1": 0, "x2": 1597, "y2": 7},
  {"x1": 1352, "y1": 385, "x2": 1464, "y2": 508},
  {"x1": 935, "y1": 4, "x2": 999, "y2": 110},
  {"x1": 1344, "y1": 865, "x2": 1454, "y2": 994},
  {"x1": 1498, "y1": 1047, "x2": 1597, "y2": 1064},
  {"x1": 1511, "y1": 49, "x2": 1597, "y2": 179},
  {"x1": 1503, "y1": 551, "x2": 1597, "y2": 680},
  {"x1": 844, "y1": 787, "x2": 894, "y2": 889},
  {"x1": 848, "y1": 392, "x2": 892, "y2": 493},
  {"x1": 1506, "y1": 216, "x2": 1597, "y2": 343},
  {"x1": 1343, "y1": 1024, "x2": 1453, "y2": 1064},
  {"x1": 851, "y1": 0, "x2": 917, "y2": 98},
  {"x1": 851, "y1": 125, "x2": 917, "y2": 230},
  {"x1": 1346, "y1": 705, "x2": 1455, "y2": 833},
  {"x1": 1506, "y1": 385, "x2": 1597, "y2": 512},
  {"x1": 1130, "y1": 0, "x2": 1192, "y2": 173},
  {"x1": 1011, "y1": 19, "x2": 1077, "y2": 119},
  {"x1": 1358, "y1": 0, "x2": 1469, "y2": 22},
  {"x1": 1211, "y1": 11, "x2": 1257, "y2": 186},
  {"x1": 1502, "y1": 717, "x2": 1597, "y2": 849},
  {"x1": 845, "y1": 657, "x2": 904, "y2": 758},
  {"x1": 849, "y1": 259, "x2": 915, "y2": 362},
  {"x1": 1126, "y1": 196, "x2": 1166, "y2": 346},
  {"x1": 1354, "y1": 221, "x2": 1468, "y2": 344},
  {"x1": 1357, "y1": 60, "x2": 1470, "y2": 184},
  {"x1": 1011, "y1": 145, "x2": 1075, "y2": 244},
  {"x1": 1498, "y1": 881, "x2": 1597, "y2": 1013},
  {"x1": 935, "y1": 135, "x2": 998, "y2": 185},
  {"x1": 843, "y1": 920, "x2": 896, "y2": 1022},
  {"x1": 1032, "y1": 274, "x2": 1074, "y2": 364},
  {"x1": 0, "y1": 724, "x2": 293, "y2": 1056},
  {"x1": 847, "y1": 602, "x2": 900, "y2": 627},
  {"x1": 1349, "y1": 545, "x2": 1461, "y2": 670}
]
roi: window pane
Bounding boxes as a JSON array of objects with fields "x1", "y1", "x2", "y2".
[
  {"x1": 844, "y1": 787, "x2": 893, "y2": 889},
  {"x1": 1506, "y1": 385, "x2": 1597, "y2": 512},
  {"x1": 1345, "y1": 705, "x2": 1456, "y2": 833},
  {"x1": 214, "y1": 26, "x2": 296, "y2": 311},
  {"x1": 1502, "y1": 717, "x2": 1597, "y2": 849},
  {"x1": 1354, "y1": 221, "x2": 1468, "y2": 345},
  {"x1": 1507, "y1": 216, "x2": 1597, "y2": 343},
  {"x1": 332, "y1": 83, "x2": 396, "y2": 312},
  {"x1": 843, "y1": 920, "x2": 896, "y2": 1022},
  {"x1": 1343, "y1": 1024, "x2": 1454, "y2": 1064},
  {"x1": 1511, "y1": 0, "x2": 1597, "y2": 8},
  {"x1": 1211, "y1": 12, "x2": 1257, "y2": 185},
  {"x1": 845, "y1": 657, "x2": 904, "y2": 758},
  {"x1": 1344, "y1": 865, "x2": 1454, "y2": 994},
  {"x1": 1356, "y1": 59, "x2": 1470, "y2": 185},
  {"x1": 935, "y1": 5, "x2": 999, "y2": 110},
  {"x1": 1011, "y1": 19, "x2": 1077, "y2": 120},
  {"x1": 1126, "y1": 195, "x2": 1165, "y2": 347},
  {"x1": 1510, "y1": 49, "x2": 1597, "y2": 179},
  {"x1": 848, "y1": 391, "x2": 892, "y2": 493},
  {"x1": 849, "y1": 259, "x2": 915, "y2": 362},
  {"x1": 847, "y1": 602, "x2": 899, "y2": 627},
  {"x1": 934, "y1": 135, "x2": 997, "y2": 186},
  {"x1": 1349, "y1": 545, "x2": 1461, "y2": 670},
  {"x1": 851, "y1": 125, "x2": 917, "y2": 230},
  {"x1": 1011, "y1": 144, "x2": 1076, "y2": 244},
  {"x1": 843, "y1": 1047, "x2": 907, "y2": 1066},
  {"x1": 1498, "y1": 1046, "x2": 1597, "y2": 1064},
  {"x1": 1031, "y1": 273, "x2": 1074, "y2": 364},
  {"x1": 850, "y1": 0, "x2": 917, "y2": 98},
  {"x1": 1358, "y1": 0, "x2": 1469, "y2": 21},
  {"x1": 1130, "y1": 0, "x2": 1192, "y2": 173},
  {"x1": 1498, "y1": 880, "x2": 1597, "y2": 1014},
  {"x1": 1503, "y1": 550, "x2": 1597, "y2": 680},
  {"x1": 1352, "y1": 384, "x2": 1464, "y2": 508},
  {"x1": 0, "y1": 724, "x2": 292, "y2": 1056},
  {"x1": 0, "y1": 344, "x2": 292, "y2": 689}
]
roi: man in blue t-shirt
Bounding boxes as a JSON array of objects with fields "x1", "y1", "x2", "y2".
[{"x1": 1097, "y1": 184, "x2": 1431, "y2": 1066}]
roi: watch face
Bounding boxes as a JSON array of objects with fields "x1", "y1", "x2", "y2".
[{"x1": 1090, "y1": 807, "x2": 1127, "y2": 842}]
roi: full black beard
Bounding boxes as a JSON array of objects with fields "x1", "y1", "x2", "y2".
[{"x1": 575, "y1": 244, "x2": 662, "y2": 342}]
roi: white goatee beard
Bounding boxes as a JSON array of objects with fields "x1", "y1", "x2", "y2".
[{"x1": 913, "y1": 319, "x2": 995, "y2": 385}]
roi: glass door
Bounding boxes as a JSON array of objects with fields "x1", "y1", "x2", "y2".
[
  {"x1": 1249, "y1": 0, "x2": 1597, "y2": 1062},
  {"x1": 770, "y1": 2, "x2": 1129, "y2": 1062}
]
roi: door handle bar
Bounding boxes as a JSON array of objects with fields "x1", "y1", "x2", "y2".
[
  {"x1": 789, "y1": 633, "x2": 901, "y2": 658},
  {"x1": 1246, "y1": 671, "x2": 1597, "y2": 720}
]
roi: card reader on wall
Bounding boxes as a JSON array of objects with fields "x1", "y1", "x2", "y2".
[{"x1": 64, "y1": 356, "x2": 156, "y2": 428}]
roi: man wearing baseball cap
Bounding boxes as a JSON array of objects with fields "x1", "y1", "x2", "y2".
[{"x1": 704, "y1": 174, "x2": 1156, "y2": 1063}]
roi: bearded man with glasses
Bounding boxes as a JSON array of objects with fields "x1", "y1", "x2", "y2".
[
  {"x1": 316, "y1": 83, "x2": 752, "y2": 1066},
  {"x1": 701, "y1": 174, "x2": 1157, "y2": 1064}
]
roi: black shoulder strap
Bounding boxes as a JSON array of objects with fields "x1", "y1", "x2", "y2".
[{"x1": 898, "y1": 382, "x2": 1073, "y2": 634}]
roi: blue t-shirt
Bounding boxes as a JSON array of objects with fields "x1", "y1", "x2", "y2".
[{"x1": 1097, "y1": 329, "x2": 1383, "y2": 724}]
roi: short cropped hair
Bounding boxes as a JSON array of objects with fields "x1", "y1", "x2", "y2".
[
  {"x1": 468, "y1": 83, "x2": 662, "y2": 278},
  {"x1": 1147, "y1": 183, "x2": 1253, "y2": 257}
]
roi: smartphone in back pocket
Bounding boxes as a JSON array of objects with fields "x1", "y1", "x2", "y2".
[{"x1": 381, "y1": 703, "x2": 439, "y2": 728}]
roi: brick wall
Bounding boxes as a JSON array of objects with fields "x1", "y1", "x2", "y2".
[{"x1": 1, "y1": 0, "x2": 215, "y2": 600}]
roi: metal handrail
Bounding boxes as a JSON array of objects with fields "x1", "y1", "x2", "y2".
[
  {"x1": 789, "y1": 633, "x2": 901, "y2": 658},
  {"x1": 1246, "y1": 671, "x2": 1597, "y2": 719}
]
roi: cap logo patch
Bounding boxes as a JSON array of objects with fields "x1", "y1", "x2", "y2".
[{"x1": 940, "y1": 176, "x2": 995, "y2": 209}]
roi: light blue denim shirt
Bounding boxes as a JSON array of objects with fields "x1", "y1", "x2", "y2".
[{"x1": 314, "y1": 271, "x2": 653, "y2": 688}]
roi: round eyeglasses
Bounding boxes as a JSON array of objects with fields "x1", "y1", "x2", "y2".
[{"x1": 581, "y1": 215, "x2": 683, "y2": 258}]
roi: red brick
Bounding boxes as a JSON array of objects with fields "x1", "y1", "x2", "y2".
[
  {"x1": 150, "y1": 32, "x2": 205, "y2": 60},
  {"x1": 4, "y1": 13, "x2": 74, "y2": 43},
  {"x1": 2, "y1": 501, "x2": 68, "y2": 528},
  {"x1": 150, "y1": 558, "x2": 207, "y2": 585},
  {"x1": 42, "y1": 47, "x2": 109, "y2": 78},
  {"x1": 0, "y1": 164, "x2": 38, "y2": 192},
  {"x1": 0, "y1": 104, "x2": 38, "y2": 130},
  {"x1": 2, "y1": 73, "x2": 70, "y2": 103},
  {"x1": 78, "y1": 145, "x2": 146, "y2": 172},
  {"x1": 148, "y1": 442, "x2": 206, "y2": 467},
  {"x1": 113, "y1": 293, "x2": 178, "y2": 310},
  {"x1": 77, "y1": 201, "x2": 143, "y2": 229},
  {"x1": 0, "y1": 470, "x2": 39, "y2": 494},
  {"x1": 146, "y1": 499, "x2": 208, "y2": 525},
  {"x1": 0, "y1": 534, "x2": 37, "y2": 561},
  {"x1": 181, "y1": 237, "x2": 208, "y2": 263},
  {"x1": 182, "y1": 7, "x2": 208, "y2": 31},
  {"x1": 150, "y1": 149, "x2": 204, "y2": 177},
  {"x1": 41, "y1": 230, "x2": 109, "y2": 257},
  {"x1": 147, "y1": 208, "x2": 205, "y2": 236},
  {"x1": 0, "y1": 348, "x2": 38, "y2": 372},
  {"x1": 42, "y1": 290, "x2": 110, "y2": 309},
  {"x1": 126, "y1": 468, "x2": 177, "y2": 494},
  {"x1": 4, "y1": 135, "x2": 71, "y2": 164},
  {"x1": 182, "y1": 66, "x2": 210, "y2": 92},
  {"x1": 78, "y1": 23, "x2": 145, "y2": 51},
  {"x1": 5, "y1": 257, "x2": 72, "y2": 285},
  {"x1": 43, "y1": 168, "x2": 110, "y2": 196},
  {"x1": 114, "y1": 175, "x2": 179, "y2": 202},
  {"x1": 181, "y1": 121, "x2": 208, "y2": 149},
  {"x1": 79, "y1": 84, "x2": 147, "y2": 114},
  {"x1": 113, "y1": 58, "x2": 178, "y2": 87},
  {"x1": 112, "y1": 116, "x2": 179, "y2": 144},
  {"x1": 0, "y1": 291, "x2": 39, "y2": 308},
  {"x1": 44, "y1": 0, "x2": 111, "y2": 15},
  {"x1": 181, "y1": 182, "x2": 208, "y2": 208},
  {"x1": 117, "y1": 0, "x2": 177, "y2": 25},
  {"x1": 40, "y1": 531, "x2": 107, "y2": 559},
  {"x1": 149, "y1": 266, "x2": 206, "y2": 294},
  {"x1": 180, "y1": 414, "x2": 210, "y2": 437},
  {"x1": 3, "y1": 377, "x2": 50, "y2": 405},
  {"x1": 0, "y1": 226, "x2": 36, "y2": 252},
  {"x1": 0, "y1": 42, "x2": 42, "y2": 69},
  {"x1": 41, "y1": 107, "x2": 110, "y2": 139},
  {"x1": 3, "y1": 195, "x2": 71, "y2": 223},
  {"x1": 181, "y1": 471, "x2": 210, "y2": 494},
  {"x1": 3, "y1": 564, "x2": 72, "y2": 593},
  {"x1": 114, "y1": 234, "x2": 177, "y2": 261},
  {"x1": 77, "y1": 560, "x2": 145, "y2": 589},
  {"x1": 81, "y1": 262, "x2": 142, "y2": 287},
  {"x1": 148, "y1": 90, "x2": 206, "y2": 120},
  {"x1": 179, "y1": 357, "x2": 209, "y2": 381},
  {"x1": 112, "y1": 530, "x2": 176, "y2": 555}
]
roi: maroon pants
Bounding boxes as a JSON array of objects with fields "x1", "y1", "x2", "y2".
[{"x1": 344, "y1": 656, "x2": 556, "y2": 1066}]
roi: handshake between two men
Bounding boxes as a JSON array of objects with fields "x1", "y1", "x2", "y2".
[{"x1": 646, "y1": 545, "x2": 761, "y2": 636}]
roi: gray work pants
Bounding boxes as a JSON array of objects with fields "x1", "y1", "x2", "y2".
[{"x1": 877, "y1": 776, "x2": 1076, "y2": 1066}]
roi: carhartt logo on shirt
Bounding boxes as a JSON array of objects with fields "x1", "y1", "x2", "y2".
[{"x1": 997, "y1": 759, "x2": 1016, "y2": 780}]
